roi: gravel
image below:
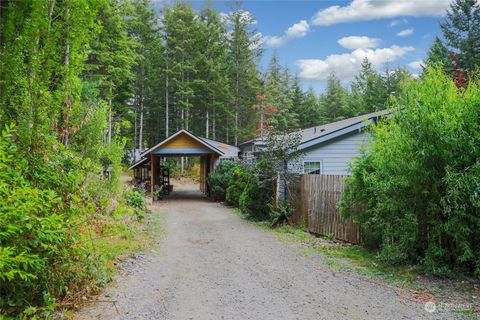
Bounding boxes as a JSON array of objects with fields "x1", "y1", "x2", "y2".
[{"x1": 76, "y1": 189, "x2": 452, "y2": 320}]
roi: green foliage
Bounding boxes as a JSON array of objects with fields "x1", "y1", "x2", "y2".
[
  {"x1": 0, "y1": 0, "x2": 151, "y2": 316},
  {"x1": 238, "y1": 160, "x2": 274, "y2": 220},
  {"x1": 341, "y1": 68, "x2": 480, "y2": 275},
  {"x1": 264, "y1": 55, "x2": 299, "y2": 131},
  {"x1": 424, "y1": 37, "x2": 453, "y2": 73},
  {"x1": 239, "y1": 181, "x2": 270, "y2": 220},
  {"x1": 126, "y1": 190, "x2": 146, "y2": 210},
  {"x1": 268, "y1": 201, "x2": 294, "y2": 227},
  {"x1": 225, "y1": 166, "x2": 251, "y2": 206},
  {"x1": 440, "y1": 0, "x2": 480, "y2": 73},
  {"x1": 319, "y1": 73, "x2": 349, "y2": 122},
  {"x1": 207, "y1": 161, "x2": 237, "y2": 201}
]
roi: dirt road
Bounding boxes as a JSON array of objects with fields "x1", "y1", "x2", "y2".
[{"x1": 77, "y1": 187, "x2": 451, "y2": 320}]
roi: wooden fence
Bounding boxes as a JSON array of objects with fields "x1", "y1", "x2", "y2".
[{"x1": 288, "y1": 174, "x2": 361, "y2": 244}]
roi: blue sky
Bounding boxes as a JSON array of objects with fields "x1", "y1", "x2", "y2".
[{"x1": 178, "y1": 1, "x2": 452, "y2": 92}]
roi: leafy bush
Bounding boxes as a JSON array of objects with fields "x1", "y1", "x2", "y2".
[
  {"x1": 268, "y1": 201, "x2": 294, "y2": 227},
  {"x1": 225, "y1": 166, "x2": 251, "y2": 206},
  {"x1": 0, "y1": 124, "x2": 141, "y2": 317},
  {"x1": 126, "y1": 190, "x2": 146, "y2": 209},
  {"x1": 341, "y1": 68, "x2": 480, "y2": 275},
  {"x1": 0, "y1": 126, "x2": 95, "y2": 316},
  {"x1": 207, "y1": 161, "x2": 237, "y2": 201},
  {"x1": 239, "y1": 161, "x2": 274, "y2": 220}
]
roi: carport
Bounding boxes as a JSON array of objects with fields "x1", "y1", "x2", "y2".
[{"x1": 129, "y1": 129, "x2": 239, "y2": 197}]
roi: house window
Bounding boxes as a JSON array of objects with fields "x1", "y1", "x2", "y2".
[{"x1": 303, "y1": 161, "x2": 322, "y2": 174}]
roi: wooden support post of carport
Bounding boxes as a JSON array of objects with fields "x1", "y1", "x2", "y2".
[{"x1": 150, "y1": 153, "x2": 155, "y2": 196}]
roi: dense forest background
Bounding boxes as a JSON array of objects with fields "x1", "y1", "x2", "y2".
[
  {"x1": 0, "y1": 0, "x2": 414, "y2": 162},
  {"x1": 1, "y1": 0, "x2": 479, "y2": 317}
]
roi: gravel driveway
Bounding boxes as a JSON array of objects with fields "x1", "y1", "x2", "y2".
[{"x1": 76, "y1": 188, "x2": 451, "y2": 320}]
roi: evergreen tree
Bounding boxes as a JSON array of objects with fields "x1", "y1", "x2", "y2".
[
  {"x1": 297, "y1": 87, "x2": 322, "y2": 128},
  {"x1": 197, "y1": 5, "x2": 230, "y2": 140},
  {"x1": 127, "y1": 0, "x2": 162, "y2": 151},
  {"x1": 349, "y1": 58, "x2": 384, "y2": 116},
  {"x1": 320, "y1": 73, "x2": 349, "y2": 123},
  {"x1": 440, "y1": 0, "x2": 480, "y2": 73},
  {"x1": 424, "y1": 36, "x2": 453, "y2": 72},
  {"x1": 86, "y1": 0, "x2": 138, "y2": 145},
  {"x1": 263, "y1": 55, "x2": 298, "y2": 132},
  {"x1": 226, "y1": 7, "x2": 262, "y2": 144}
]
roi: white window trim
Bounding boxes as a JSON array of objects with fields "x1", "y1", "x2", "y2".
[{"x1": 303, "y1": 160, "x2": 323, "y2": 175}]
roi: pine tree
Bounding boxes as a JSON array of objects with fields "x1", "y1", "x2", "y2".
[
  {"x1": 226, "y1": 7, "x2": 262, "y2": 144},
  {"x1": 424, "y1": 36, "x2": 453, "y2": 72},
  {"x1": 86, "y1": 0, "x2": 138, "y2": 145},
  {"x1": 297, "y1": 87, "x2": 321, "y2": 128},
  {"x1": 349, "y1": 58, "x2": 385, "y2": 116},
  {"x1": 263, "y1": 58, "x2": 298, "y2": 132},
  {"x1": 320, "y1": 73, "x2": 349, "y2": 123},
  {"x1": 197, "y1": 5, "x2": 230, "y2": 140},
  {"x1": 440, "y1": 0, "x2": 480, "y2": 73},
  {"x1": 127, "y1": 0, "x2": 162, "y2": 151},
  {"x1": 163, "y1": 4, "x2": 199, "y2": 135}
]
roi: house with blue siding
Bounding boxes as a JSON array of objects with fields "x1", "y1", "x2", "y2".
[{"x1": 238, "y1": 109, "x2": 390, "y2": 176}]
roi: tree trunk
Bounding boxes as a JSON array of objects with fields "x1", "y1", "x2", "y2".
[
  {"x1": 235, "y1": 73, "x2": 239, "y2": 146},
  {"x1": 206, "y1": 109, "x2": 209, "y2": 138},
  {"x1": 139, "y1": 99, "x2": 144, "y2": 151},
  {"x1": 139, "y1": 63, "x2": 144, "y2": 151},
  {"x1": 212, "y1": 107, "x2": 216, "y2": 140},
  {"x1": 165, "y1": 59, "x2": 169, "y2": 138},
  {"x1": 133, "y1": 100, "x2": 137, "y2": 160},
  {"x1": 108, "y1": 86, "x2": 112, "y2": 145}
]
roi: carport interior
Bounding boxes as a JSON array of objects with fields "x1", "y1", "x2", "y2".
[{"x1": 130, "y1": 129, "x2": 223, "y2": 197}]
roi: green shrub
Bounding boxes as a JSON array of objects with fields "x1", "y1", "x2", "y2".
[
  {"x1": 225, "y1": 166, "x2": 251, "y2": 206},
  {"x1": 268, "y1": 201, "x2": 294, "y2": 227},
  {"x1": 126, "y1": 190, "x2": 146, "y2": 210},
  {"x1": 207, "y1": 161, "x2": 237, "y2": 201},
  {"x1": 341, "y1": 68, "x2": 480, "y2": 275},
  {"x1": 0, "y1": 124, "x2": 137, "y2": 317},
  {"x1": 238, "y1": 161, "x2": 274, "y2": 220},
  {"x1": 0, "y1": 126, "x2": 96, "y2": 316}
]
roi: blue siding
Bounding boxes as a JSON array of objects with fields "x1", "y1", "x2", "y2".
[{"x1": 290, "y1": 130, "x2": 368, "y2": 175}]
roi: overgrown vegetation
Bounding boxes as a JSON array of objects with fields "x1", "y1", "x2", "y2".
[
  {"x1": 207, "y1": 161, "x2": 236, "y2": 201},
  {"x1": 0, "y1": 1, "x2": 157, "y2": 317},
  {"x1": 210, "y1": 129, "x2": 302, "y2": 224},
  {"x1": 0, "y1": 125, "x2": 154, "y2": 318},
  {"x1": 341, "y1": 68, "x2": 480, "y2": 276}
]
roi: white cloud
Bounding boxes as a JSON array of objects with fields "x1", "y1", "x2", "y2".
[
  {"x1": 265, "y1": 20, "x2": 310, "y2": 48},
  {"x1": 285, "y1": 20, "x2": 310, "y2": 38},
  {"x1": 389, "y1": 18, "x2": 408, "y2": 27},
  {"x1": 312, "y1": 0, "x2": 450, "y2": 26},
  {"x1": 397, "y1": 28, "x2": 414, "y2": 37},
  {"x1": 296, "y1": 45, "x2": 414, "y2": 81},
  {"x1": 408, "y1": 60, "x2": 423, "y2": 69},
  {"x1": 337, "y1": 36, "x2": 380, "y2": 49}
]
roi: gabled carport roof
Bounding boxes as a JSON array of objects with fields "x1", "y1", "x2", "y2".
[
  {"x1": 140, "y1": 129, "x2": 225, "y2": 158},
  {"x1": 129, "y1": 129, "x2": 238, "y2": 170}
]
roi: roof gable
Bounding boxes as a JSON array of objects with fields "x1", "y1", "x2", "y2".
[{"x1": 140, "y1": 129, "x2": 224, "y2": 158}]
